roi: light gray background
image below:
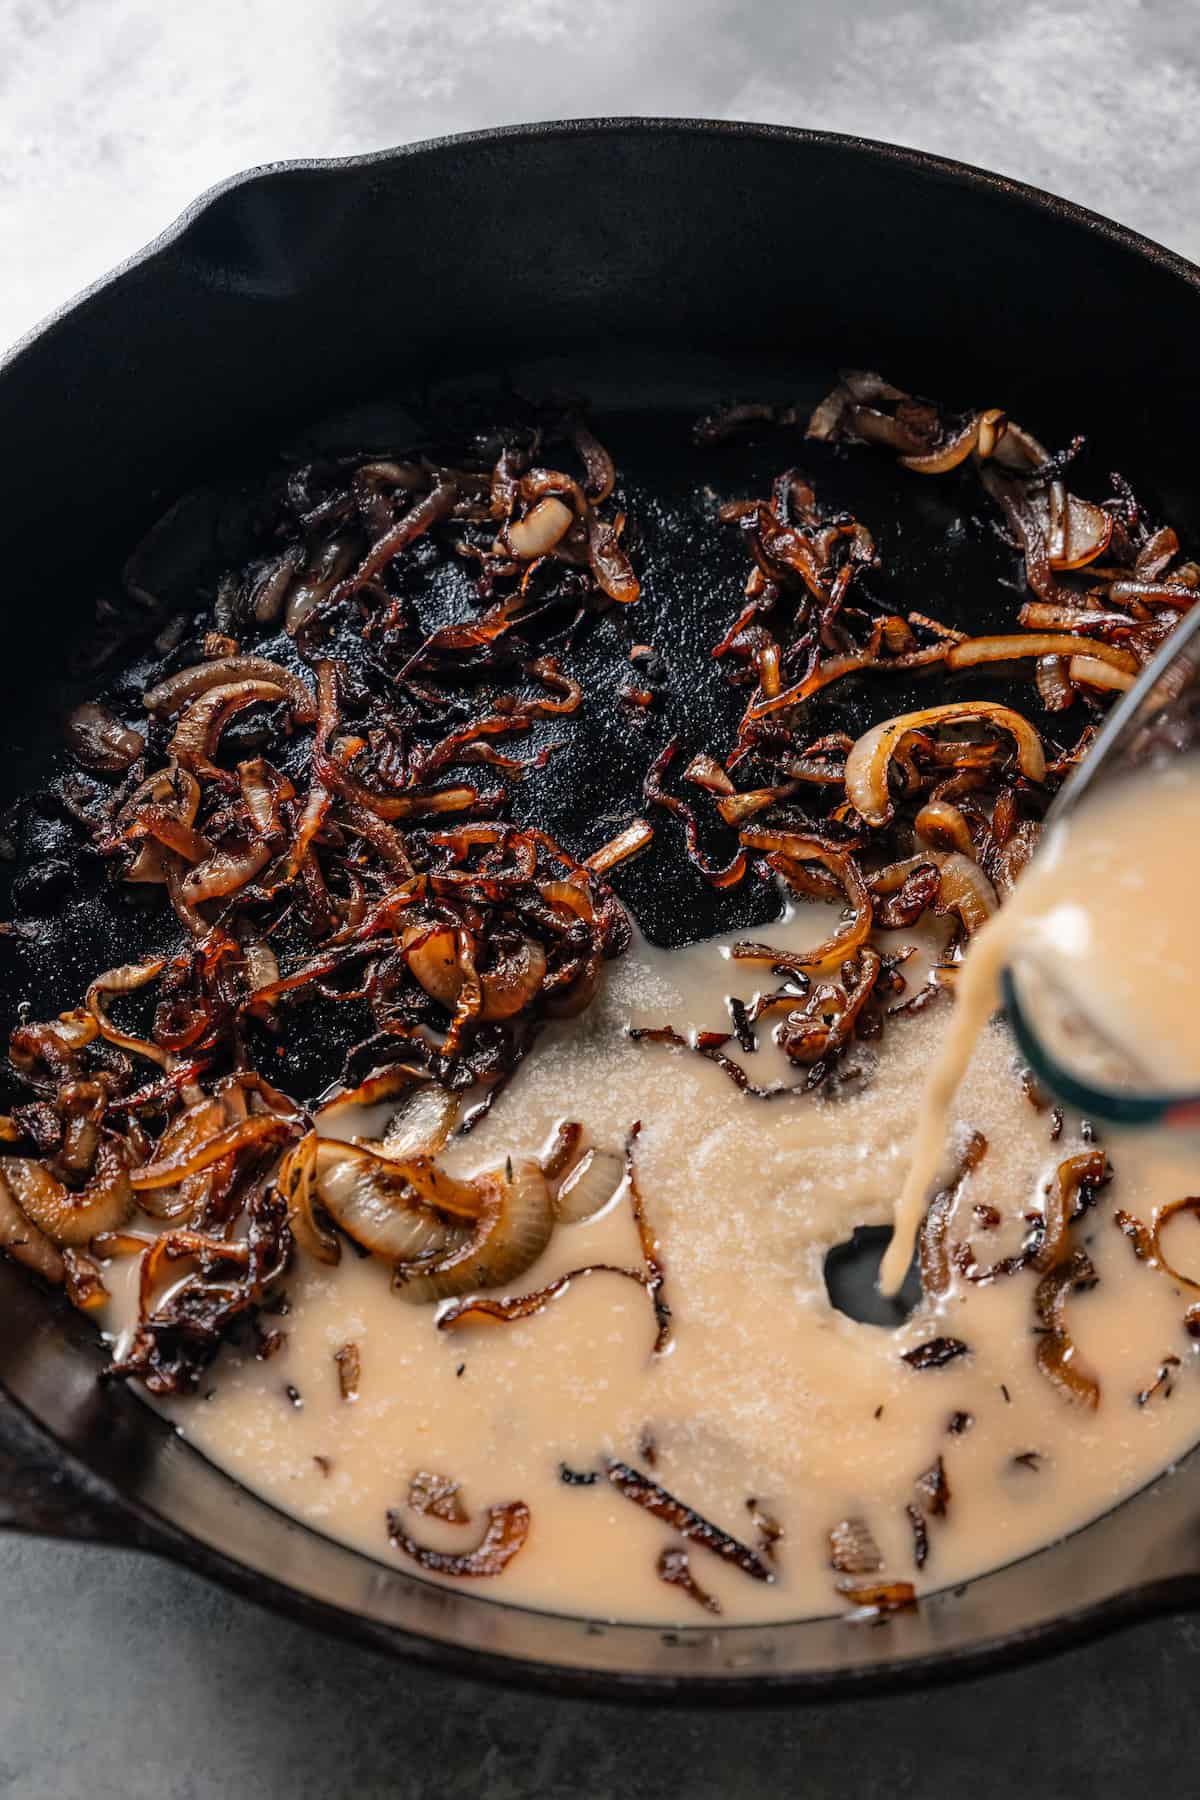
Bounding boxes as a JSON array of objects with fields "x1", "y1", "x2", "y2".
[{"x1": 4, "y1": 1, "x2": 1200, "y2": 1794}]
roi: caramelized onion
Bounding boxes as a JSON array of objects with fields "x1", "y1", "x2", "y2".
[
  {"x1": 1018, "y1": 603, "x2": 1134, "y2": 634},
  {"x1": 241, "y1": 941, "x2": 280, "y2": 997},
  {"x1": 735, "y1": 834, "x2": 872, "y2": 972},
  {"x1": 403, "y1": 925, "x2": 467, "y2": 1010},
  {"x1": 315, "y1": 1139, "x2": 479, "y2": 1263},
  {"x1": 1114, "y1": 1208, "x2": 1156, "y2": 1264},
  {"x1": 605, "y1": 1461, "x2": 774, "y2": 1582},
  {"x1": 523, "y1": 656, "x2": 583, "y2": 716},
  {"x1": 657, "y1": 1547, "x2": 721, "y2": 1614},
  {"x1": 381, "y1": 1085, "x2": 460, "y2": 1160},
  {"x1": 386, "y1": 1500, "x2": 529, "y2": 1577},
  {"x1": 683, "y1": 753, "x2": 735, "y2": 796},
  {"x1": 144, "y1": 655, "x2": 316, "y2": 720},
  {"x1": 276, "y1": 1133, "x2": 340, "y2": 1266},
  {"x1": 330, "y1": 482, "x2": 457, "y2": 611},
  {"x1": 645, "y1": 740, "x2": 746, "y2": 888},
  {"x1": 919, "y1": 1130, "x2": 988, "y2": 1298},
  {"x1": 479, "y1": 937, "x2": 548, "y2": 1021},
  {"x1": 87, "y1": 960, "x2": 171, "y2": 1069},
  {"x1": 130, "y1": 1114, "x2": 297, "y2": 1190},
  {"x1": 716, "y1": 783, "x2": 801, "y2": 825},
  {"x1": 436, "y1": 1263, "x2": 652, "y2": 1331},
  {"x1": 901, "y1": 1337, "x2": 969, "y2": 1370},
  {"x1": 118, "y1": 765, "x2": 202, "y2": 830},
  {"x1": 1030, "y1": 1150, "x2": 1107, "y2": 1273},
  {"x1": 1036, "y1": 654, "x2": 1074, "y2": 712},
  {"x1": 1050, "y1": 495, "x2": 1114, "y2": 570},
  {"x1": 553, "y1": 1146, "x2": 625, "y2": 1223},
  {"x1": 282, "y1": 537, "x2": 360, "y2": 633},
  {"x1": 170, "y1": 680, "x2": 295, "y2": 777},
  {"x1": 946, "y1": 634, "x2": 1137, "y2": 675},
  {"x1": 990, "y1": 420, "x2": 1050, "y2": 470},
  {"x1": 0, "y1": 1167, "x2": 65, "y2": 1282},
  {"x1": 541, "y1": 1120, "x2": 584, "y2": 1184},
  {"x1": 180, "y1": 840, "x2": 271, "y2": 904},
  {"x1": 66, "y1": 703, "x2": 145, "y2": 775},
  {"x1": 915, "y1": 799, "x2": 975, "y2": 858},
  {"x1": 505, "y1": 496, "x2": 574, "y2": 558},
  {"x1": 136, "y1": 1097, "x2": 229, "y2": 1222},
  {"x1": 402, "y1": 924, "x2": 547, "y2": 1022},
  {"x1": 583, "y1": 819, "x2": 653, "y2": 873},
  {"x1": 408, "y1": 1470, "x2": 469, "y2": 1523},
  {"x1": 62, "y1": 1247, "x2": 109, "y2": 1311},
  {"x1": 1151, "y1": 1195, "x2": 1200, "y2": 1290},
  {"x1": 1034, "y1": 1247, "x2": 1100, "y2": 1407},
  {"x1": 837, "y1": 1578, "x2": 917, "y2": 1619},
  {"x1": 586, "y1": 510, "x2": 640, "y2": 605},
  {"x1": 1067, "y1": 655, "x2": 1135, "y2": 693},
  {"x1": 237, "y1": 757, "x2": 290, "y2": 842},
  {"x1": 0, "y1": 1138, "x2": 132, "y2": 1247},
  {"x1": 869, "y1": 850, "x2": 997, "y2": 934},
  {"x1": 845, "y1": 704, "x2": 1046, "y2": 827},
  {"x1": 899, "y1": 408, "x2": 1006, "y2": 474},
  {"x1": 393, "y1": 1158, "x2": 554, "y2": 1303},
  {"x1": 334, "y1": 1341, "x2": 361, "y2": 1402},
  {"x1": 930, "y1": 852, "x2": 998, "y2": 936},
  {"x1": 829, "y1": 1515, "x2": 883, "y2": 1575},
  {"x1": 572, "y1": 420, "x2": 616, "y2": 503}
]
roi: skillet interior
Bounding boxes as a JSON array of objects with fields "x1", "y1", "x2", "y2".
[{"x1": 3, "y1": 120, "x2": 1200, "y2": 1696}]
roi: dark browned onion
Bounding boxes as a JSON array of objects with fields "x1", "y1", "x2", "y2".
[
  {"x1": 1034, "y1": 1248, "x2": 1100, "y2": 1407},
  {"x1": 0, "y1": 1167, "x2": 65, "y2": 1282},
  {"x1": 1151, "y1": 1195, "x2": 1200, "y2": 1290},
  {"x1": 386, "y1": 1500, "x2": 529, "y2": 1576},
  {"x1": 144, "y1": 655, "x2": 316, "y2": 720},
  {"x1": 606, "y1": 1461, "x2": 774, "y2": 1582},
  {"x1": 1029, "y1": 1150, "x2": 1107, "y2": 1273},
  {"x1": 65, "y1": 703, "x2": 145, "y2": 775}
]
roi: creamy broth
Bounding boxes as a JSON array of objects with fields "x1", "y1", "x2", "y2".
[{"x1": 101, "y1": 825, "x2": 1200, "y2": 1624}]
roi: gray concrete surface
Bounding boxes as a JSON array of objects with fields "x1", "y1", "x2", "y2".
[
  {"x1": 6, "y1": 0, "x2": 1200, "y2": 351},
  {"x1": 4, "y1": 0, "x2": 1200, "y2": 1794}
]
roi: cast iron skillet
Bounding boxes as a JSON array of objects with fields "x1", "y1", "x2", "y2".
[{"x1": 3, "y1": 118, "x2": 1200, "y2": 1701}]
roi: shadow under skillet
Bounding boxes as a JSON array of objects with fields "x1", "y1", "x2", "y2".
[{"x1": 0, "y1": 1532, "x2": 1191, "y2": 1800}]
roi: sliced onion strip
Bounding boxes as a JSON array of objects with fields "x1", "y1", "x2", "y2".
[
  {"x1": 946, "y1": 634, "x2": 1137, "y2": 674},
  {"x1": 392, "y1": 1158, "x2": 553, "y2": 1304},
  {"x1": 845, "y1": 704, "x2": 1046, "y2": 827},
  {"x1": 1068, "y1": 655, "x2": 1135, "y2": 693},
  {"x1": 0, "y1": 1139, "x2": 132, "y2": 1247}
]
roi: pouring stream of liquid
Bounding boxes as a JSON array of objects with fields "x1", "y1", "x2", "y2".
[{"x1": 880, "y1": 757, "x2": 1200, "y2": 1295}]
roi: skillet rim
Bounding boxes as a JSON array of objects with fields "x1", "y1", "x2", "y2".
[{"x1": 4, "y1": 114, "x2": 1200, "y2": 373}]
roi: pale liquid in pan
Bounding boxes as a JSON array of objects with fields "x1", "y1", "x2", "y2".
[{"x1": 102, "y1": 765, "x2": 1200, "y2": 1624}]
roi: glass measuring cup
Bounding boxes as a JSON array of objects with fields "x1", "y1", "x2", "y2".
[{"x1": 1003, "y1": 601, "x2": 1200, "y2": 1129}]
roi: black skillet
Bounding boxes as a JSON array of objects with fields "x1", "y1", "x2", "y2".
[{"x1": 3, "y1": 118, "x2": 1200, "y2": 1701}]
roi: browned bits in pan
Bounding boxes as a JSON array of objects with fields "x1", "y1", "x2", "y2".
[
  {"x1": 829, "y1": 1516, "x2": 882, "y2": 1577},
  {"x1": 901, "y1": 1337, "x2": 970, "y2": 1371},
  {"x1": 334, "y1": 1341, "x2": 361, "y2": 1402}
]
